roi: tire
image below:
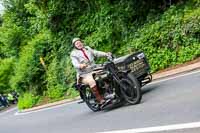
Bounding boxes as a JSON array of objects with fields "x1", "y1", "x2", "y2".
[
  {"x1": 82, "y1": 87, "x2": 100, "y2": 112},
  {"x1": 119, "y1": 73, "x2": 142, "y2": 104}
]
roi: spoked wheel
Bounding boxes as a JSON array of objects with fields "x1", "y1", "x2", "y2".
[
  {"x1": 120, "y1": 74, "x2": 142, "y2": 104},
  {"x1": 82, "y1": 87, "x2": 100, "y2": 112}
]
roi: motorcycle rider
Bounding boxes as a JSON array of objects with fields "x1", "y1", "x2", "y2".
[{"x1": 70, "y1": 38, "x2": 111, "y2": 107}]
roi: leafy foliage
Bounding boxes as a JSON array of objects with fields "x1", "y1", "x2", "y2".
[
  {"x1": 0, "y1": 58, "x2": 14, "y2": 93},
  {"x1": 17, "y1": 92, "x2": 40, "y2": 110},
  {"x1": 0, "y1": 0, "x2": 199, "y2": 108}
]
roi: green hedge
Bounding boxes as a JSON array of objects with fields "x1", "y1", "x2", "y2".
[
  {"x1": 0, "y1": 0, "x2": 199, "y2": 109},
  {"x1": 18, "y1": 93, "x2": 40, "y2": 110}
]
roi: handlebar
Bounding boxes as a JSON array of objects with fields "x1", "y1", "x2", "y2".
[
  {"x1": 107, "y1": 55, "x2": 114, "y2": 62},
  {"x1": 85, "y1": 54, "x2": 115, "y2": 72},
  {"x1": 86, "y1": 64, "x2": 104, "y2": 71}
]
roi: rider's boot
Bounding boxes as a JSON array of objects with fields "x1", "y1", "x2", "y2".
[
  {"x1": 91, "y1": 85, "x2": 104, "y2": 103},
  {"x1": 91, "y1": 86, "x2": 111, "y2": 107}
]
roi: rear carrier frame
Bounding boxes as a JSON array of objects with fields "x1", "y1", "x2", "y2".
[{"x1": 115, "y1": 51, "x2": 152, "y2": 86}]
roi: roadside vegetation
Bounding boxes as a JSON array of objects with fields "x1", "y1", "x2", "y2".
[{"x1": 0, "y1": 0, "x2": 199, "y2": 110}]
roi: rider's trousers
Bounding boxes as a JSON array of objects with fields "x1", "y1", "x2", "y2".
[{"x1": 80, "y1": 72, "x2": 96, "y2": 88}]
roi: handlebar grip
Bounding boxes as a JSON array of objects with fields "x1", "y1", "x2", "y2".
[{"x1": 107, "y1": 55, "x2": 115, "y2": 62}]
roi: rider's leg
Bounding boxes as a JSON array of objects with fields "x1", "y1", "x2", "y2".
[
  {"x1": 81, "y1": 74, "x2": 105, "y2": 104},
  {"x1": 90, "y1": 85, "x2": 105, "y2": 104}
]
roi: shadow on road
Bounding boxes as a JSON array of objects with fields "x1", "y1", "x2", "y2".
[
  {"x1": 78, "y1": 84, "x2": 162, "y2": 115},
  {"x1": 142, "y1": 84, "x2": 161, "y2": 95}
]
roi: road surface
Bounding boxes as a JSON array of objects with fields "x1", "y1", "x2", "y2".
[{"x1": 0, "y1": 70, "x2": 200, "y2": 133}]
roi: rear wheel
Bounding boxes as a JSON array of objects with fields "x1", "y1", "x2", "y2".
[
  {"x1": 120, "y1": 73, "x2": 142, "y2": 104},
  {"x1": 82, "y1": 87, "x2": 100, "y2": 112}
]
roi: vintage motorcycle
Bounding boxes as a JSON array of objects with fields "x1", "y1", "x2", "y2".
[{"x1": 74, "y1": 51, "x2": 152, "y2": 112}]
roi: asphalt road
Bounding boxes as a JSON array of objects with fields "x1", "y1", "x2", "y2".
[{"x1": 0, "y1": 70, "x2": 200, "y2": 133}]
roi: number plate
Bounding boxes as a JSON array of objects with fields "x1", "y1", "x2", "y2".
[
  {"x1": 117, "y1": 59, "x2": 146, "y2": 72},
  {"x1": 128, "y1": 59, "x2": 146, "y2": 72}
]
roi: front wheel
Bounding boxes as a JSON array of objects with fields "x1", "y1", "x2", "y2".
[
  {"x1": 119, "y1": 73, "x2": 142, "y2": 104},
  {"x1": 81, "y1": 87, "x2": 100, "y2": 112}
]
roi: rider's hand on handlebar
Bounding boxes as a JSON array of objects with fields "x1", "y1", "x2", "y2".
[
  {"x1": 106, "y1": 52, "x2": 114, "y2": 61},
  {"x1": 106, "y1": 52, "x2": 112, "y2": 57},
  {"x1": 79, "y1": 63, "x2": 88, "y2": 69}
]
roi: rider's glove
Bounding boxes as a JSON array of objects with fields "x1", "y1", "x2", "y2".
[{"x1": 106, "y1": 52, "x2": 112, "y2": 57}]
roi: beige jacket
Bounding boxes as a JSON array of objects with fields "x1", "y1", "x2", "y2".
[{"x1": 70, "y1": 46, "x2": 108, "y2": 77}]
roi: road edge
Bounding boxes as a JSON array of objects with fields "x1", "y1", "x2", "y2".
[
  {"x1": 152, "y1": 61, "x2": 200, "y2": 80},
  {"x1": 19, "y1": 60, "x2": 200, "y2": 113},
  {"x1": 18, "y1": 96, "x2": 80, "y2": 113}
]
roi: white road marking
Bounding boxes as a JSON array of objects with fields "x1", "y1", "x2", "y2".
[
  {"x1": 99, "y1": 121, "x2": 200, "y2": 133},
  {"x1": 14, "y1": 100, "x2": 80, "y2": 116},
  {"x1": 0, "y1": 107, "x2": 17, "y2": 116},
  {"x1": 150, "y1": 69, "x2": 200, "y2": 85}
]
